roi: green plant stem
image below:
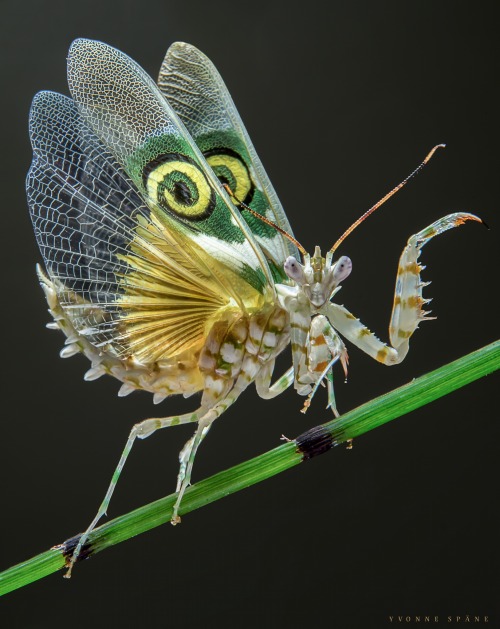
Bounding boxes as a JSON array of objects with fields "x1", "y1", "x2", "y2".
[{"x1": 1, "y1": 340, "x2": 498, "y2": 595}]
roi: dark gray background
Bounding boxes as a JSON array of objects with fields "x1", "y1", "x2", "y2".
[{"x1": 1, "y1": 1, "x2": 498, "y2": 627}]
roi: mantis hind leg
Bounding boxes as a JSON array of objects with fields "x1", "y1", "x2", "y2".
[
  {"x1": 171, "y1": 418, "x2": 213, "y2": 525},
  {"x1": 171, "y1": 391, "x2": 245, "y2": 524},
  {"x1": 255, "y1": 362, "x2": 294, "y2": 400},
  {"x1": 64, "y1": 407, "x2": 205, "y2": 578}
]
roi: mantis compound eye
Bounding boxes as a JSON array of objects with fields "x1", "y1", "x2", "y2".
[
  {"x1": 284, "y1": 256, "x2": 306, "y2": 283},
  {"x1": 333, "y1": 256, "x2": 352, "y2": 284}
]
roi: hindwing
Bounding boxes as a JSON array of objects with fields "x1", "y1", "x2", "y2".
[{"x1": 27, "y1": 40, "x2": 277, "y2": 367}]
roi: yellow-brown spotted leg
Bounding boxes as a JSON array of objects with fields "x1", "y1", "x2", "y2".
[
  {"x1": 288, "y1": 299, "x2": 313, "y2": 396},
  {"x1": 389, "y1": 213, "x2": 481, "y2": 353},
  {"x1": 325, "y1": 213, "x2": 482, "y2": 366}
]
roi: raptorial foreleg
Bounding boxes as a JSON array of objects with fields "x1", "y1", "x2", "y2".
[
  {"x1": 300, "y1": 314, "x2": 348, "y2": 416},
  {"x1": 326, "y1": 213, "x2": 482, "y2": 364}
]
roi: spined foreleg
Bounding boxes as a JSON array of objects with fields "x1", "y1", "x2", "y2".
[
  {"x1": 299, "y1": 314, "x2": 348, "y2": 416},
  {"x1": 326, "y1": 213, "x2": 482, "y2": 364}
]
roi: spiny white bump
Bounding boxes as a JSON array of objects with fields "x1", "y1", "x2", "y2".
[
  {"x1": 60, "y1": 344, "x2": 81, "y2": 358},
  {"x1": 153, "y1": 392, "x2": 167, "y2": 405},
  {"x1": 118, "y1": 383, "x2": 136, "y2": 397},
  {"x1": 84, "y1": 365, "x2": 106, "y2": 381}
]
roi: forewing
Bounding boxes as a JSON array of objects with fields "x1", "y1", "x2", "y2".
[
  {"x1": 66, "y1": 39, "x2": 273, "y2": 294},
  {"x1": 158, "y1": 42, "x2": 300, "y2": 275}
]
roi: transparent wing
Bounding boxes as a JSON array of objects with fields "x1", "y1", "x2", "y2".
[
  {"x1": 27, "y1": 91, "x2": 262, "y2": 365},
  {"x1": 66, "y1": 39, "x2": 274, "y2": 293},
  {"x1": 158, "y1": 42, "x2": 300, "y2": 274}
]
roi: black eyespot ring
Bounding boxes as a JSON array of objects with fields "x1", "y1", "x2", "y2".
[
  {"x1": 143, "y1": 153, "x2": 216, "y2": 221},
  {"x1": 204, "y1": 148, "x2": 255, "y2": 206}
]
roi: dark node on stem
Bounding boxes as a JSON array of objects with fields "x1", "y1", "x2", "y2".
[
  {"x1": 296, "y1": 425, "x2": 335, "y2": 460},
  {"x1": 61, "y1": 533, "x2": 94, "y2": 564}
]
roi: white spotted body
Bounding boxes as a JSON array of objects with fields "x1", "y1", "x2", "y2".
[
  {"x1": 26, "y1": 39, "x2": 483, "y2": 576},
  {"x1": 42, "y1": 264, "x2": 290, "y2": 415}
]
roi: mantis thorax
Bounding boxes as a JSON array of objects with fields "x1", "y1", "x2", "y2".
[{"x1": 283, "y1": 245, "x2": 352, "y2": 309}]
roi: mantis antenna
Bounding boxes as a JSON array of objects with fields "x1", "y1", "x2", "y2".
[
  {"x1": 330, "y1": 144, "x2": 446, "y2": 254},
  {"x1": 223, "y1": 184, "x2": 308, "y2": 256}
]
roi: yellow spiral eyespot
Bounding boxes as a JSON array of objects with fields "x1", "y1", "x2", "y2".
[
  {"x1": 143, "y1": 153, "x2": 215, "y2": 220},
  {"x1": 205, "y1": 149, "x2": 254, "y2": 205}
]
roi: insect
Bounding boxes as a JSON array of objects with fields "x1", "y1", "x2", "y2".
[{"x1": 27, "y1": 39, "x2": 481, "y2": 577}]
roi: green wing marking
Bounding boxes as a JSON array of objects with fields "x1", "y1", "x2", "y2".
[
  {"x1": 158, "y1": 42, "x2": 300, "y2": 277},
  {"x1": 27, "y1": 41, "x2": 283, "y2": 367},
  {"x1": 67, "y1": 39, "x2": 274, "y2": 294}
]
